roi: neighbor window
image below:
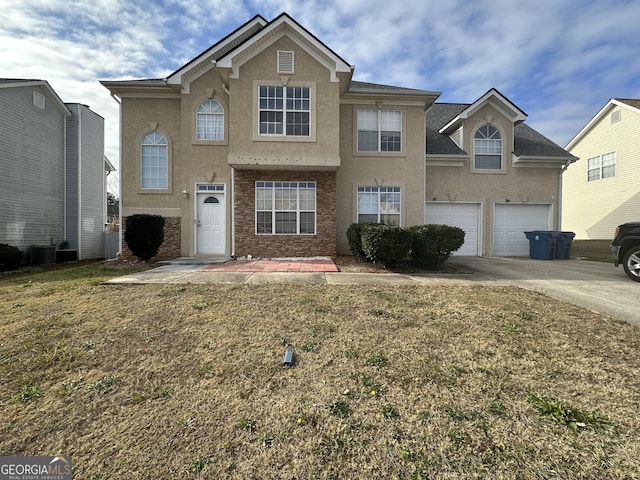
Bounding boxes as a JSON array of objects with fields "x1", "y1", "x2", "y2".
[
  {"x1": 256, "y1": 181, "x2": 316, "y2": 234},
  {"x1": 357, "y1": 186, "x2": 401, "y2": 225},
  {"x1": 357, "y1": 109, "x2": 402, "y2": 152},
  {"x1": 141, "y1": 131, "x2": 168, "y2": 189},
  {"x1": 258, "y1": 86, "x2": 310, "y2": 136},
  {"x1": 587, "y1": 152, "x2": 616, "y2": 181},
  {"x1": 196, "y1": 100, "x2": 224, "y2": 140},
  {"x1": 474, "y1": 124, "x2": 502, "y2": 169}
]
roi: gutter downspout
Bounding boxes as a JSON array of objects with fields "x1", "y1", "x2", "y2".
[
  {"x1": 63, "y1": 113, "x2": 67, "y2": 248},
  {"x1": 110, "y1": 92, "x2": 123, "y2": 258},
  {"x1": 558, "y1": 158, "x2": 574, "y2": 230},
  {"x1": 77, "y1": 106, "x2": 82, "y2": 260},
  {"x1": 231, "y1": 166, "x2": 235, "y2": 258}
]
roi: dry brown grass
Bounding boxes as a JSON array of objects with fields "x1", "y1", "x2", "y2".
[
  {"x1": 570, "y1": 240, "x2": 613, "y2": 262},
  {"x1": 1, "y1": 262, "x2": 639, "y2": 479}
]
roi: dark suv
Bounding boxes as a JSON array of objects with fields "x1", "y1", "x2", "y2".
[{"x1": 611, "y1": 222, "x2": 640, "y2": 282}]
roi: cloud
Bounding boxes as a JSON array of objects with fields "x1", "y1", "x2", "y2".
[{"x1": 1, "y1": 0, "x2": 638, "y2": 192}]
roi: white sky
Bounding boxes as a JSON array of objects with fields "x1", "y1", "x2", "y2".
[{"x1": 2, "y1": 0, "x2": 639, "y2": 194}]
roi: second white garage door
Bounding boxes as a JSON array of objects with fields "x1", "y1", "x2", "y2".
[
  {"x1": 425, "y1": 203, "x2": 480, "y2": 256},
  {"x1": 494, "y1": 204, "x2": 551, "y2": 256}
]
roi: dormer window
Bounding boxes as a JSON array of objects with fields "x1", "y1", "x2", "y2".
[{"x1": 474, "y1": 125, "x2": 502, "y2": 170}]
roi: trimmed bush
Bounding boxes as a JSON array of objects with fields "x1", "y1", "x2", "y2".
[
  {"x1": 0, "y1": 244, "x2": 24, "y2": 271},
  {"x1": 346, "y1": 222, "x2": 380, "y2": 260},
  {"x1": 409, "y1": 224, "x2": 465, "y2": 269},
  {"x1": 361, "y1": 224, "x2": 412, "y2": 266},
  {"x1": 124, "y1": 214, "x2": 165, "y2": 261}
]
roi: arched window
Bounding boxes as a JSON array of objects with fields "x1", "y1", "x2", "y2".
[
  {"x1": 197, "y1": 100, "x2": 224, "y2": 140},
  {"x1": 474, "y1": 125, "x2": 502, "y2": 170},
  {"x1": 141, "y1": 131, "x2": 168, "y2": 189}
]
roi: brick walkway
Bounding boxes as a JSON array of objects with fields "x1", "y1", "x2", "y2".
[{"x1": 202, "y1": 258, "x2": 339, "y2": 273}]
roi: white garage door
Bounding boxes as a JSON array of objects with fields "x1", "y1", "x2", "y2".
[
  {"x1": 494, "y1": 204, "x2": 551, "y2": 256},
  {"x1": 425, "y1": 203, "x2": 480, "y2": 256}
]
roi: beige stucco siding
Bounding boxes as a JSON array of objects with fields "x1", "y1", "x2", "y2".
[
  {"x1": 563, "y1": 105, "x2": 640, "y2": 239},
  {"x1": 426, "y1": 104, "x2": 561, "y2": 256},
  {"x1": 336, "y1": 101, "x2": 427, "y2": 255},
  {"x1": 228, "y1": 37, "x2": 341, "y2": 163}
]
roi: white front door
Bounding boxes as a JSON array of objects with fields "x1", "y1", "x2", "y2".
[{"x1": 197, "y1": 193, "x2": 225, "y2": 255}]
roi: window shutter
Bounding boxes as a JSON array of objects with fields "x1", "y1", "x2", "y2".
[{"x1": 277, "y1": 51, "x2": 294, "y2": 74}]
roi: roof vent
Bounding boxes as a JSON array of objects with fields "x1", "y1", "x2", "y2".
[
  {"x1": 611, "y1": 110, "x2": 621, "y2": 124},
  {"x1": 33, "y1": 91, "x2": 45, "y2": 109},
  {"x1": 277, "y1": 51, "x2": 294, "y2": 74}
]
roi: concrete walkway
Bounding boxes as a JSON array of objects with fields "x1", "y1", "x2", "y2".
[{"x1": 106, "y1": 256, "x2": 640, "y2": 327}]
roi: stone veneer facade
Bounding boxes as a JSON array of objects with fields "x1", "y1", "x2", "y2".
[{"x1": 233, "y1": 170, "x2": 337, "y2": 258}]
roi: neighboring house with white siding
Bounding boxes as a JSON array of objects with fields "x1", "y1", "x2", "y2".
[
  {"x1": 0, "y1": 79, "x2": 112, "y2": 260},
  {"x1": 562, "y1": 99, "x2": 640, "y2": 239}
]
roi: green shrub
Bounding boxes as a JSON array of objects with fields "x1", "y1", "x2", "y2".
[
  {"x1": 0, "y1": 244, "x2": 24, "y2": 271},
  {"x1": 361, "y1": 224, "x2": 412, "y2": 266},
  {"x1": 409, "y1": 224, "x2": 465, "y2": 269},
  {"x1": 346, "y1": 222, "x2": 380, "y2": 260},
  {"x1": 124, "y1": 214, "x2": 165, "y2": 261}
]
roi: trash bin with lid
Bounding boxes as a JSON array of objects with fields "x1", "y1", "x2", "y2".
[
  {"x1": 524, "y1": 231, "x2": 556, "y2": 260},
  {"x1": 554, "y1": 231, "x2": 576, "y2": 259}
]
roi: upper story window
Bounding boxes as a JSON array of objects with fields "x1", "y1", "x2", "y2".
[
  {"x1": 474, "y1": 125, "x2": 502, "y2": 170},
  {"x1": 258, "y1": 86, "x2": 310, "y2": 136},
  {"x1": 357, "y1": 109, "x2": 402, "y2": 152},
  {"x1": 196, "y1": 100, "x2": 224, "y2": 140},
  {"x1": 587, "y1": 152, "x2": 616, "y2": 181},
  {"x1": 141, "y1": 131, "x2": 168, "y2": 189}
]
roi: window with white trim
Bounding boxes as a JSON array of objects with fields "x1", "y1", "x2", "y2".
[
  {"x1": 474, "y1": 125, "x2": 502, "y2": 169},
  {"x1": 141, "y1": 131, "x2": 168, "y2": 189},
  {"x1": 357, "y1": 186, "x2": 401, "y2": 225},
  {"x1": 587, "y1": 152, "x2": 616, "y2": 181},
  {"x1": 256, "y1": 181, "x2": 316, "y2": 234},
  {"x1": 357, "y1": 109, "x2": 402, "y2": 152},
  {"x1": 258, "y1": 86, "x2": 310, "y2": 136},
  {"x1": 196, "y1": 100, "x2": 224, "y2": 140}
]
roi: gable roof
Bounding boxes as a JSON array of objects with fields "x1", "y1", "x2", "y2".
[
  {"x1": 214, "y1": 12, "x2": 353, "y2": 83},
  {"x1": 103, "y1": 13, "x2": 355, "y2": 94},
  {"x1": 439, "y1": 88, "x2": 527, "y2": 135},
  {"x1": 426, "y1": 101, "x2": 576, "y2": 161},
  {"x1": 166, "y1": 14, "x2": 268, "y2": 88},
  {"x1": 0, "y1": 78, "x2": 71, "y2": 116},
  {"x1": 565, "y1": 98, "x2": 640, "y2": 150}
]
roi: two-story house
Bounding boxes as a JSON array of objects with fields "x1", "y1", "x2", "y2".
[
  {"x1": 0, "y1": 79, "x2": 113, "y2": 261},
  {"x1": 102, "y1": 13, "x2": 575, "y2": 260},
  {"x1": 562, "y1": 98, "x2": 640, "y2": 239}
]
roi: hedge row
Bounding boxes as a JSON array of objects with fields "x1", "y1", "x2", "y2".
[{"x1": 346, "y1": 223, "x2": 465, "y2": 268}]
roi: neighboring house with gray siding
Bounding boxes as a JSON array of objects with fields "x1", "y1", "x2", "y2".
[{"x1": 0, "y1": 79, "x2": 112, "y2": 260}]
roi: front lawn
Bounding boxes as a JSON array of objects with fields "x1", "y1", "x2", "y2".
[{"x1": 1, "y1": 262, "x2": 638, "y2": 478}]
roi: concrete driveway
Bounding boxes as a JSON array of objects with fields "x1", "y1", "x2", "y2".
[
  {"x1": 444, "y1": 256, "x2": 639, "y2": 327},
  {"x1": 107, "y1": 256, "x2": 638, "y2": 327}
]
